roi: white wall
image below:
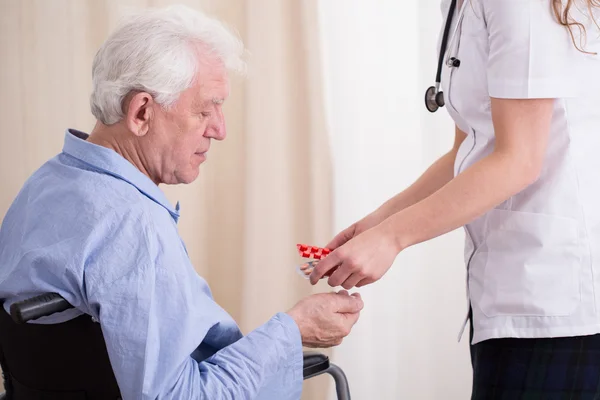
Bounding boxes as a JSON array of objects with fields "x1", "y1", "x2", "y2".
[{"x1": 317, "y1": 0, "x2": 472, "y2": 398}]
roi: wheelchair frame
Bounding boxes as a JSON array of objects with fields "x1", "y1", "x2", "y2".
[{"x1": 0, "y1": 292, "x2": 351, "y2": 399}]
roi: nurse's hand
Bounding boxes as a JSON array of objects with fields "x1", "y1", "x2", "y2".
[
  {"x1": 309, "y1": 220, "x2": 401, "y2": 289},
  {"x1": 326, "y1": 210, "x2": 386, "y2": 250}
]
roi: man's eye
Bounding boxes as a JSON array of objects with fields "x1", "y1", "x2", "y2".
[{"x1": 201, "y1": 112, "x2": 211, "y2": 118}]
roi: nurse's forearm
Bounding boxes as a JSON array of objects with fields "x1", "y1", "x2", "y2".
[
  {"x1": 385, "y1": 152, "x2": 539, "y2": 250},
  {"x1": 375, "y1": 125, "x2": 468, "y2": 221},
  {"x1": 375, "y1": 150, "x2": 458, "y2": 220}
]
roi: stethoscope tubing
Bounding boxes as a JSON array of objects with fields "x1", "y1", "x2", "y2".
[{"x1": 425, "y1": 0, "x2": 468, "y2": 112}]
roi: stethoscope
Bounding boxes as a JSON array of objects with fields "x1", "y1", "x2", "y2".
[{"x1": 425, "y1": 0, "x2": 468, "y2": 113}]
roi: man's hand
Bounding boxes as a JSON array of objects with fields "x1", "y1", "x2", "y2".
[
  {"x1": 310, "y1": 221, "x2": 400, "y2": 289},
  {"x1": 287, "y1": 291, "x2": 363, "y2": 348}
]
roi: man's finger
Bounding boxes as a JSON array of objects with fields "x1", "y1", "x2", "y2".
[
  {"x1": 344, "y1": 309, "x2": 361, "y2": 326},
  {"x1": 309, "y1": 254, "x2": 340, "y2": 284},
  {"x1": 336, "y1": 294, "x2": 364, "y2": 313}
]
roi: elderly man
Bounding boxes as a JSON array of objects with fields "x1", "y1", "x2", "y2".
[{"x1": 0, "y1": 5, "x2": 362, "y2": 400}]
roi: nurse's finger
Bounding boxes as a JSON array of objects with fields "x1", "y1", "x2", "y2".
[
  {"x1": 327, "y1": 263, "x2": 352, "y2": 288},
  {"x1": 340, "y1": 273, "x2": 365, "y2": 290},
  {"x1": 309, "y1": 254, "x2": 341, "y2": 284},
  {"x1": 323, "y1": 266, "x2": 337, "y2": 277},
  {"x1": 356, "y1": 277, "x2": 376, "y2": 288}
]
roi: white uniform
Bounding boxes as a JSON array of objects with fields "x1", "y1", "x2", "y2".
[{"x1": 439, "y1": 0, "x2": 600, "y2": 344}]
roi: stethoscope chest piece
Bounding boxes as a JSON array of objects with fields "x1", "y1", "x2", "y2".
[{"x1": 425, "y1": 86, "x2": 445, "y2": 113}]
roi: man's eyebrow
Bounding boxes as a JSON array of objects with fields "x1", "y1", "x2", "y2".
[{"x1": 197, "y1": 98, "x2": 224, "y2": 108}]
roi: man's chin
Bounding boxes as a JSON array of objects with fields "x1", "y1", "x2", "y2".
[
  {"x1": 168, "y1": 167, "x2": 201, "y2": 185},
  {"x1": 180, "y1": 170, "x2": 200, "y2": 185}
]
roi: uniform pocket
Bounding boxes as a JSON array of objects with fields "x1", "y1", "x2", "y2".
[{"x1": 475, "y1": 209, "x2": 581, "y2": 317}]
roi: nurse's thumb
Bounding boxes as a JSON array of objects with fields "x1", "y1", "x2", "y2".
[{"x1": 326, "y1": 224, "x2": 356, "y2": 250}]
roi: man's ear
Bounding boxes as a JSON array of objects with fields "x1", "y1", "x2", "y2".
[{"x1": 124, "y1": 92, "x2": 154, "y2": 137}]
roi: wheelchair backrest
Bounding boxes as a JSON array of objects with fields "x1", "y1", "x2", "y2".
[{"x1": 0, "y1": 302, "x2": 121, "y2": 399}]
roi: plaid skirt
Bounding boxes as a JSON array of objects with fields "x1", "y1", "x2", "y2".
[{"x1": 470, "y1": 320, "x2": 600, "y2": 399}]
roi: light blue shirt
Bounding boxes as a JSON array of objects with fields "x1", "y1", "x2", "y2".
[{"x1": 0, "y1": 129, "x2": 303, "y2": 399}]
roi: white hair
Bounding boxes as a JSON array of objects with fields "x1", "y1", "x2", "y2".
[{"x1": 90, "y1": 5, "x2": 246, "y2": 125}]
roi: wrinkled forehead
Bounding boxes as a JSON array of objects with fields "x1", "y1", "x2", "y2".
[
  {"x1": 168, "y1": 79, "x2": 228, "y2": 115},
  {"x1": 191, "y1": 59, "x2": 230, "y2": 105}
]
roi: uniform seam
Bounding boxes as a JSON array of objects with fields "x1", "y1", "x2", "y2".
[{"x1": 564, "y1": 99, "x2": 596, "y2": 315}]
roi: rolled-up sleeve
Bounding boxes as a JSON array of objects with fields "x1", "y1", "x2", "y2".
[
  {"x1": 85, "y1": 214, "x2": 303, "y2": 400},
  {"x1": 483, "y1": 0, "x2": 584, "y2": 99}
]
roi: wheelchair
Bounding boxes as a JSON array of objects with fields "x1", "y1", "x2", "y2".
[{"x1": 0, "y1": 293, "x2": 351, "y2": 399}]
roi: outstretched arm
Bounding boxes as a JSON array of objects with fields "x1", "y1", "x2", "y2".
[
  {"x1": 326, "y1": 126, "x2": 466, "y2": 250},
  {"x1": 312, "y1": 97, "x2": 553, "y2": 288}
]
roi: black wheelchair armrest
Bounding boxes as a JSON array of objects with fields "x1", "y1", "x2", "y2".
[
  {"x1": 301, "y1": 351, "x2": 351, "y2": 400},
  {"x1": 9, "y1": 293, "x2": 73, "y2": 324},
  {"x1": 303, "y1": 351, "x2": 330, "y2": 378}
]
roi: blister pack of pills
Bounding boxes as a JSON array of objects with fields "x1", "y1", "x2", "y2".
[{"x1": 295, "y1": 244, "x2": 331, "y2": 279}]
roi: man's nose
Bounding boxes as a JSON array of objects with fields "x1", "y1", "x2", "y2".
[{"x1": 207, "y1": 109, "x2": 226, "y2": 141}]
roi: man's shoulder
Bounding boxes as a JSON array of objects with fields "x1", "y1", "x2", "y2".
[
  {"x1": 3, "y1": 154, "x2": 157, "y2": 244},
  {"x1": 0, "y1": 156, "x2": 154, "y2": 306},
  {"x1": 26, "y1": 154, "x2": 151, "y2": 217}
]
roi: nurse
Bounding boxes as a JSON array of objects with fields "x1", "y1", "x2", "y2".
[{"x1": 310, "y1": 0, "x2": 600, "y2": 397}]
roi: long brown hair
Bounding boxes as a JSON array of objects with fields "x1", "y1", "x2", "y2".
[{"x1": 552, "y1": 0, "x2": 600, "y2": 54}]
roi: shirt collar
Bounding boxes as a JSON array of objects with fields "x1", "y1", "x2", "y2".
[{"x1": 62, "y1": 129, "x2": 181, "y2": 222}]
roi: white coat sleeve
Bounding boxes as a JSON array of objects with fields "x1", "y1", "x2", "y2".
[{"x1": 483, "y1": 0, "x2": 585, "y2": 99}]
